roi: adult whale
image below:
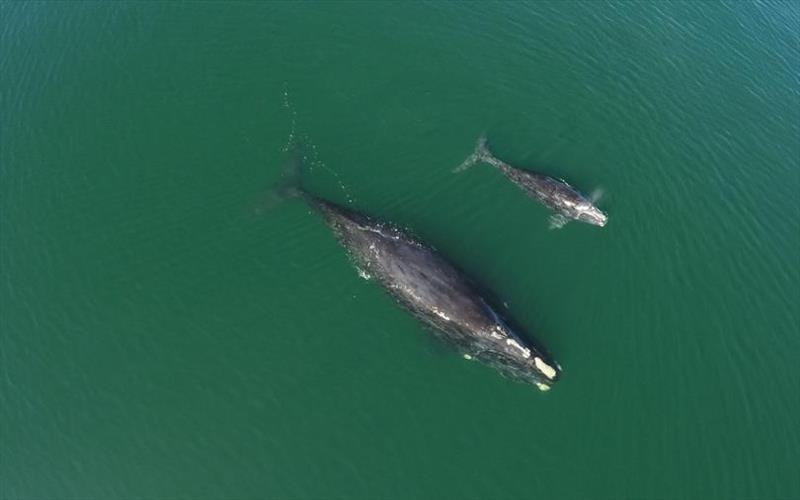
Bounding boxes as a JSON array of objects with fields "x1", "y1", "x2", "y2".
[
  {"x1": 456, "y1": 136, "x2": 608, "y2": 227},
  {"x1": 274, "y1": 158, "x2": 561, "y2": 390},
  {"x1": 308, "y1": 195, "x2": 561, "y2": 390}
]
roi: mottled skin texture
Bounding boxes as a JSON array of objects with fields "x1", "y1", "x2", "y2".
[
  {"x1": 472, "y1": 139, "x2": 608, "y2": 226},
  {"x1": 307, "y1": 195, "x2": 561, "y2": 389}
]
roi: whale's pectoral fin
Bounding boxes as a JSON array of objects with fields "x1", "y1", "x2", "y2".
[{"x1": 548, "y1": 214, "x2": 570, "y2": 230}]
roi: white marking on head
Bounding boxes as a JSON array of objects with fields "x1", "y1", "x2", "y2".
[
  {"x1": 536, "y1": 382, "x2": 551, "y2": 391},
  {"x1": 534, "y1": 357, "x2": 557, "y2": 379},
  {"x1": 489, "y1": 325, "x2": 505, "y2": 339},
  {"x1": 432, "y1": 307, "x2": 451, "y2": 321},
  {"x1": 506, "y1": 338, "x2": 531, "y2": 358}
]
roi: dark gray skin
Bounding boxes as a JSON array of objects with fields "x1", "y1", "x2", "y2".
[
  {"x1": 457, "y1": 137, "x2": 608, "y2": 227},
  {"x1": 303, "y1": 194, "x2": 561, "y2": 390}
]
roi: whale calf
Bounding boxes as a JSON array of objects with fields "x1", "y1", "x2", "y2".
[
  {"x1": 288, "y1": 188, "x2": 561, "y2": 391},
  {"x1": 456, "y1": 136, "x2": 608, "y2": 227}
]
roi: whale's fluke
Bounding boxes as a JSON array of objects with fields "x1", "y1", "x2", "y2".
[
  {"x1": 453, "y1": 135, "x2": 493, "y2": 172},
  {"x1": 276, "y1": 145, "x2": 306, "y2": 197},
  {"x1": 253, "y1": 145, "x2": 307, "y2": 215}
]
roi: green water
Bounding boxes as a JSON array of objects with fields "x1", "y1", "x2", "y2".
[{"x1": 2, "y1": 2, "x2": 798, "y2": 499}]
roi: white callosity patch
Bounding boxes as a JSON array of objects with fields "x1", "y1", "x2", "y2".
[
  {"x1": 356, "y1": 267, "x2": 372, "y2": 280},
  {"x1": 431, "y1": 307, "x2": 451, "y2": 321},
  {"x1": 505, "y1": 338, "x2": 532, "y2": 359},
  {"x1": 536, "y1": 382, "x2": 551, "y2": 392},
  {"x1": 534, "y1": 357, "x2": 557, "y2": 379}
]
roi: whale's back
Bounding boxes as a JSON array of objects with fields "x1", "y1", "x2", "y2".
[{"x1": 323, "y1": 207, "x2": 496, "y2": 341}]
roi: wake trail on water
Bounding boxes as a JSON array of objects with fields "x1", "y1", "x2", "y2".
[
  {"x1": 280, "y1": 85, "x2": 354, "y2": 205},
  {"x1": 252, "y1": 84, "x2": 355, "y2": 216}
]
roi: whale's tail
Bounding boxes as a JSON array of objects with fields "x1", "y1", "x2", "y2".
[
  {"x1": 276, "y1": 146, "x2": 307, "y2": 199},
  {"x1": 253, "y1": 144, "x2": 308, "y2": 214},
  {"x1": 453, "y1": 135, "x2": 497, "y2": 172}
]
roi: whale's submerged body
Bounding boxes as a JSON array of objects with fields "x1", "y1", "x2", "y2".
[
  {"x1": 306, "y1": 195, "x2": 561, "y2": 390},
  {"x1": 457, "y1": 137, "x2": 608, "y2": 227}
]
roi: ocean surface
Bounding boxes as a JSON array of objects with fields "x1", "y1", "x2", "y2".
[{"x1": 2, "y1": 2, "x2": 798, "y2": 499}]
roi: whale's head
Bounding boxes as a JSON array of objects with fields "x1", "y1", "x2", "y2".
[
  {"x1": 483, "y1": 324, "x2": 562, "y2": 391},
  {"x1": 528, "y1": 355, "x2": 561, "y2": 391},
  {"x1": 575, "y1": 202, "x2": 608, "y2": 227}
]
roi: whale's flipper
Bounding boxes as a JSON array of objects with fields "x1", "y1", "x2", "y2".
[
  {"x1": 356, "y1": 266, "x2": 372, "y2": 280},
  {"x1": 548, "y1": 214, "x2": 570, "y2": 230},
  {"x1": 453, "y1": 135, "x2": 493, "y2": 172}
]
